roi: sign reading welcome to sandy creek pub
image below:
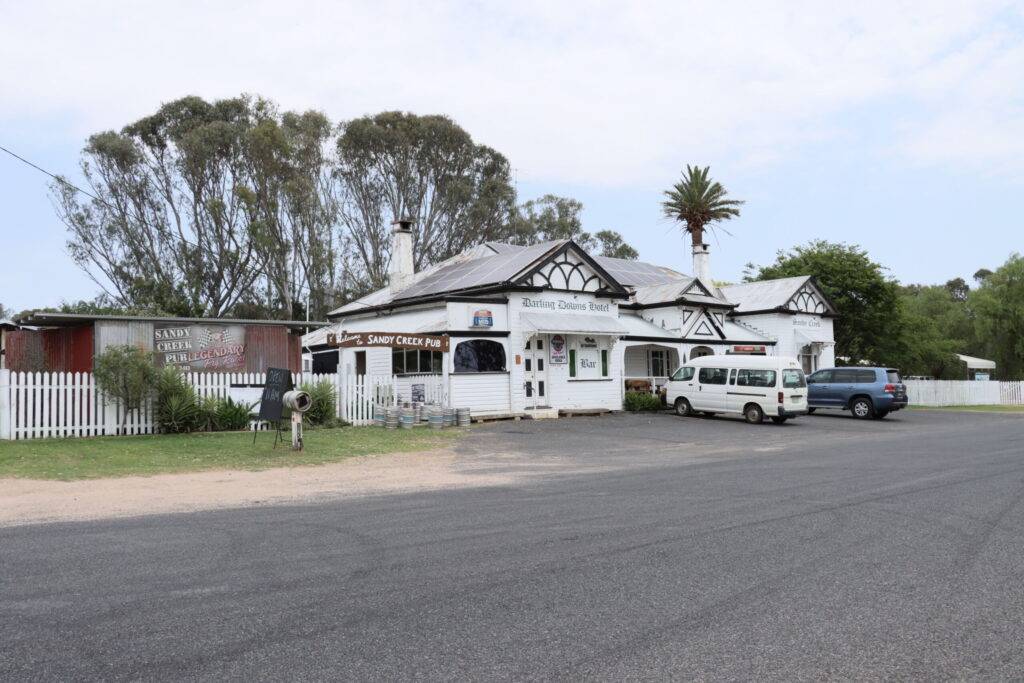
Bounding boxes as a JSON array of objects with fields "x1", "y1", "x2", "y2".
[
  {"x1": 326, "y1": 331, "x2": 449, "y2": 353},
  {"x1": 154, "y1": 324, "x2": 246, "y2": 370}
]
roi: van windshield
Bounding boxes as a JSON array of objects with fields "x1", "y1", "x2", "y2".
[
  {"x1": 671, "y1": 366, "x2": 695, "y2": 381},
  {"x1": 782, "y1": 369, "x2": 807, "y2": 388}
]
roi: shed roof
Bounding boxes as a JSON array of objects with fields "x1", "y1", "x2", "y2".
[
  {"x1": 15, "y1": 312, "x2": 326, "y2": 332},
  {"x1": 956, "y1": 353, "x2": 996, "y2": 369}
]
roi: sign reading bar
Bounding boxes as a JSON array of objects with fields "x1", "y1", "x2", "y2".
[{"x1": 326, "y1": 331, "x2": 449, "y2": 353}]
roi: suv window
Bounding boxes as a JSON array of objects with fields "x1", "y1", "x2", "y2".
[
  {"x1": 671, "y1": 366, "x2": 695, "y2": 381},
  {"x1": 736, "y1": 369, "x2": 776, "y2": 387},
  {"x1": 833, "y1": 369, "x2": 860, "y2": 383},
  {"x1": 855, "y1": 369, "x2": 878, "y2": 383},
  {"x1": 782, "y1": 369, "x2": 807, "y2": 388},
  {"x1": 698, "y1": 367, "x2": 729, "y2": 385},
  {"x1": 808, "y1": 370, "x2": 832, "y2": 383},
  {"x1": 886, "y1": 369, "x2": 902, "y2": 383}
]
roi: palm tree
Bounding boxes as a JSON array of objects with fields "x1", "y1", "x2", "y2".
[{"x1": 662, "y1": 165, "x2": 744, "y2": 247}]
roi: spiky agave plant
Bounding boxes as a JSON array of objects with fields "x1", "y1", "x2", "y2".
[{"x1": 662, "y1": 165, "x2": 744, "y2": 247}]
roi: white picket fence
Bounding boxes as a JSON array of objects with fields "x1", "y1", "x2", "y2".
[
  {"x1": 904, "y1": 380, "x2": 1024, "y2": 407},
  {"x1": 0, "y1": 369, "x2": 448, "y2": 439}
]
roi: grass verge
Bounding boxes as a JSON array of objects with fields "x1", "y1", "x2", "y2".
[
  {"x1": 0, "y1": 427, "x2": 461, "y2": 481},
  {"x1": 910, "y1": 404, "x2": 1024, "y2": 413}
]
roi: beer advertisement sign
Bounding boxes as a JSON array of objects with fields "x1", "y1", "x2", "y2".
[{"x1": 154, "y1": 324, "x2": 246, "y2": 370}]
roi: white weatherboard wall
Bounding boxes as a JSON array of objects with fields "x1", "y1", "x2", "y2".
[
  {"x1": 450, "y1": 373, "x2": 511, "y2": 415},
  {"x1": 737, "y1": 313, "x2": 835, "y2": 365},
  {"x1": 509, "y1": 291, "x2": 624, "y2": 413}
]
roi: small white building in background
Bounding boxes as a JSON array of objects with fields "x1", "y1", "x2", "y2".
[{"x1": 304, "y1": 221, "x2": 837, "y2": 418}]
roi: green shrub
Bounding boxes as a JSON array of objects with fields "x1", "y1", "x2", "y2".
[
  {"x1": 213, "y1": 397, "x2": 255, "y2": 431},
  {"x1": 623, "y1": 391, "x2": 663, "y2": 412},
  {"x1": 158, "y1": 392, "x2": 201, "y2": 433},
  {"x1": 155, "y1": 367, "x2": 201, "y2": 433},
  {"x1": 300, "y1": 379, "x2": 337, "y2": 427},
  {"x1": 93, "y1": 345, "x2": 159, "y2": 429}
]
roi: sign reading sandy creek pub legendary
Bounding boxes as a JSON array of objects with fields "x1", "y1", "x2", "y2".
[
  {"x1": 326, "y1": 331, "x2": 449, "y2": 353},
  {"x1": 154, "y1": 324, "x2": 246, "y2": 370}
]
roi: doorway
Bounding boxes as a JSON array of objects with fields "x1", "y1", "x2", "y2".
[
  {"x1": 524, "y1": 335, "x2": 549, "y2": 409},
  {"x1": 355, "y1": 350, "x2": 367, "y2": 375}
]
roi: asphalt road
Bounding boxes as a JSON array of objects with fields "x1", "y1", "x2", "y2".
[{"x1": 3, "y1": 409, "x2": 1024, "y2": 680}]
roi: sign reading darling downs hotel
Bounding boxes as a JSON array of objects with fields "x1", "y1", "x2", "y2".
[{"x1": 521, "y1": 297, "x2": 611, "y2": 313}]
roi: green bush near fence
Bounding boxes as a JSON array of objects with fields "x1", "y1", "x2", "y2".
[
  {"x1": 623, "y1": 391, "x2": 664, "y2": 412},
  {"x1": 300, "y1": 379, "x2": 339, "y2": 427},
  {"x1": 155, "y1": 367, "x2": 257, "y2": 434}
]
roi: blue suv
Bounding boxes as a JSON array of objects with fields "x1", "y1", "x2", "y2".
[{"x1": 806, "y1": 367, "x2": 908, "y2": 419}]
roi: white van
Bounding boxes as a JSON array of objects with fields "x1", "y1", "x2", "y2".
[{"x1": 665, "y1": 355, "x2": 808, "y2": 424}]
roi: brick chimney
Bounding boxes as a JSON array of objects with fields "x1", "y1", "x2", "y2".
[{"x1": 389, "y1": 218, "x2": 414, "y2": 293}]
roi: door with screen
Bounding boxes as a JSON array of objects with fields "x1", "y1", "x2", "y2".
[{"x1": 524, "y1": 335, "x2": 549, "y2": 409}]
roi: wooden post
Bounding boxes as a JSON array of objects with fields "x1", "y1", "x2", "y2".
[{"x1": 0, "y1": 369, "x2": 11, "y2": 440}]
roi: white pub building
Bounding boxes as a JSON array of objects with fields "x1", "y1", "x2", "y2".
[{"x1": 305, "y1": 221, "x2": 837, "y2": 418}]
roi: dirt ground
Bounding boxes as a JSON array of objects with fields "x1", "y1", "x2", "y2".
[{"x1": 0, "y1": 448, "x2": 519, "y2": 527}]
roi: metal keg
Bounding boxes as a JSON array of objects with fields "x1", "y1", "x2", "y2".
[
  {"x1": 428, "y1": 406, "x2": 444, "y2": 430},
  {"x1": 456, "y1": 407, "x2": 471, "y2": 427},
  {"x1": 399, "y1": 408, "x2": 416, "y2": 429},
  {"x1": 385, "y1": 406, "x2": 400, "y2": 430}
]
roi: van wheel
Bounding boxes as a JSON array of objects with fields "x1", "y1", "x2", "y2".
[
  {"x1": 744, "y1": 404, "x2": 764, "y2": 424},
  {"x1": 771, "y1": 416, "x2": 788, "y2": 424},
  {"x1": 674, "y1": 397, "x2": 692, "y2": 417},
  {"x1": 851, "y1": 398, "x2": 874, "y2": 419}
]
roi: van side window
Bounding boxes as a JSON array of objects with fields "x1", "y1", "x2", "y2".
[
  {"x1": 671, "y1": 366, "x2": 695, "y2": 381},
  {"x1": 737, "y1": 369, "x2": 776, "y2": 388},
  {"x1": 855, "y1": 369, "x2": 877, "y2": 383},
  {"x1": 698, "y1": 367, "x2": 729, "y2": 385}
]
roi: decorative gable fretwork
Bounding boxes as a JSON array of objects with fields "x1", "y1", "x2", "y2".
[
  {"x1": 527, "y1": 251, "x2": 607, "y2": 293},
  {"x1": 788, "y1": 284, "x2": 828, "y2": 314}
]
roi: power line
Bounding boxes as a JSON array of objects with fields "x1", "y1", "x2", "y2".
[{"x1": 0, "y1": 143, "x2": 116, "y2": 211}]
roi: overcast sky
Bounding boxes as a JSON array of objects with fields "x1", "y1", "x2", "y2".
[{"x1": 2, "y1": 1, "x2": 1023, "y2": 312}]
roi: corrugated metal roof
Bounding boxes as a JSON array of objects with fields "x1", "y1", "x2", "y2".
[
  {"x1": 718, "y1": 276, "x2": 811, "y2": 313},
  {"x1": 956, "y1": 353, "x2": 996, "y2": 369},
  {"x1": 17, "y1": 312, "x2": 325, "y2": 331},
  {"x1": 722, "y1": 320, "x2": 771, "y2": 342},
  {"x1": 621, "y1": 314, "x2": 678, "y2": 338},
  {"x1": 395, "y1": 241, "x2": 564, "y2": 301},
  {"x1": 595, "y1": 256, "x2": 686, "y2": 287}
]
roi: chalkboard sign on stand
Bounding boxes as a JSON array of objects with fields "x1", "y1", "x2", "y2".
[{"x1": 254, "y1": 368, "x2": 293, "y2": 445}]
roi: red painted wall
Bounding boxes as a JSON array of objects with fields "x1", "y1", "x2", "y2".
[
  {"x1": 5, "y1": 326, "x2": 94, "y2": 373},
  {"x1": 244, "y1": 326, "x2": 303, "y2": 373}
]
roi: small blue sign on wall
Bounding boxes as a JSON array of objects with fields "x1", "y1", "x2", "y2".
[{"x1": 471, "y1": 309, "x2": 493, "y2": 328}]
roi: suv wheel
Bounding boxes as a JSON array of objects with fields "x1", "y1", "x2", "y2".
[
  {"x1": 744, "y1": 404, "x2": 764, "y2": 424},
  {"x1": 674, "y1": 397, "x2": 692, "y2": 417},
  {"x1": 851, "y1": 398, "x2": 874, "y2": 419}
]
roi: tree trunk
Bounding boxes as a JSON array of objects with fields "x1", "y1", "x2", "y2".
[{"x1": 690, "y1": 224, "x2": 704, "y2": 247}]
